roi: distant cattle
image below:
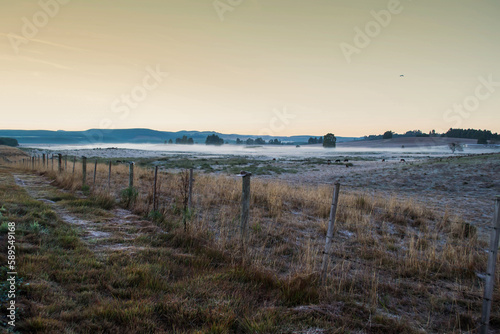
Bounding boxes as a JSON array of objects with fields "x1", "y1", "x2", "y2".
[
  {"x1": 344, "y1": 159, "x2": 349, "y2": 162},
  {"x1": 400, "y1": 159, "x2": 406, "y2": 162},
  {"x1": 345, "y1": 164, "x2": 350, "y2": 168},
  {"x1": 382, "y1": 159, "x2": 385, "y2": 162},
  {"x1": 335, "y1": 159, "x2": 341, "y2": 163},
  {"x1": 327, "y1": 159, "x2": 331, "y2": 165}
]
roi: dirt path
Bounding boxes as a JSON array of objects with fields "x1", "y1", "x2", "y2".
[{"x1": 13, "y1": 172, "x2": 165, "y2": 258}]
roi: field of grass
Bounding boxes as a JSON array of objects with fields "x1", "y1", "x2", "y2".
[{"x1": 1, "y1": 150, "x2": 499, "y2": 333}]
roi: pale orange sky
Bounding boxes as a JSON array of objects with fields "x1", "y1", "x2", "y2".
[{"x1": 1, "y1": 0, "x2": 499, "y2": 137}]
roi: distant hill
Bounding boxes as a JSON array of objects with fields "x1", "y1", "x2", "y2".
[{"x1": 0, "y1": 129, "x2": 357, "y2": 145}]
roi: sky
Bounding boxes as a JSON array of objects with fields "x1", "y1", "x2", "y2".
[{"x1": 1, "y1": 0, "x2": 499, "y2": 137}]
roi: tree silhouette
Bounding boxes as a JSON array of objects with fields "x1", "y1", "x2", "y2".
[{"x1": 323, "y1": 133, "x2": 336, "y2": 148}]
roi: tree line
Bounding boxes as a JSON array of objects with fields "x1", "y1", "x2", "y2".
[
  {"x1": 235, "y1": 138, "x2": 282, "y2": 145},
  {"x1": 165, "y1": 136, "x2": 195, "y2": 145},
  {"x1": 0, "y1": 138, "x2": 19, "y2": 147},
  {"x1": 367, "y1": 128, "x2": 499, "y2": 144}
]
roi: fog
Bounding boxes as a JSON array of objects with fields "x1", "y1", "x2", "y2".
[{"x1": 23, "y1": 143, "x2": 500, "y2": 160}]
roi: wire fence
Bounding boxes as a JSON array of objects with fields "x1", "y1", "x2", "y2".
[{"x1": 7, "y1": 154, "x2": 500, "y2": 329}]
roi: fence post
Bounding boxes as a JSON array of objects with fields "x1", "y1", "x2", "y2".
[
  {"x1": 65, "y1": 155, "x2": 67, "y2": 170},
  {"x1": 321, "y1": 182, "x2": 341, "y2": 284},
  {"x1": 72, "y1": 157, "x2": 76, "y2": 175},
  {"x1": 93, "y1": 160, "x2": 98, "y2": 185},
  {"x1": 31, "y1": 156, "x2": 34, "y2": 170},
  {"x1": 153, "y1": 166, "x2": 159, "y2": 211},
  {"x1": 82, "y1": 156, "x2": 87, "y2": 187},
  {"x1": 58, "y1": 154, "x2": 62, "y2": 173},
  {"x1": 188, "y1": 168, "x2": 194, "y2": 210},
  {"x1": 42, "y1": 154, "x2": 46, "y2": 168},
  {"x1": 108, "y1": 161, "x2": 112, "y2": 189},
  {"x1": 51, "y1": 155, "x2": 54, "y2": 170},
  {"x1": 129, "y1": 162, "x2": 134, "y2": 188},
  {"x1": 240, "y1": 172, "x2": 252, "y2": 248},
  {"x1": 480, "y1": 196, "x2": 500, "y2": 334}
]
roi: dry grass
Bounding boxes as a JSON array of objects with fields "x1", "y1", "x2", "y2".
[
  {"x1": 0, "y1": 145, "x2": 29, "y2": 162},
  {"x1": 3, "y1": 157, "x2": 500, "y2": 333}
]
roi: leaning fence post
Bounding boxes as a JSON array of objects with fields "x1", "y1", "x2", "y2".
[
  {"x1": 240, "y1": 172, "x2": 252, "y2": 249},
  {"x1": 480, "y1": 196, "x2": 500, "y2": 334},
  {"x1": 129, "y1": 162, "x2": 134, "y2": 188},
  {"x1": 82, "y1": 156, "x2": 87, "y2": 187},
  {"x1": 188, "y1": 168, "x2": 194, "y2": 210},
  {"x1": 321, "y1": 182, "x2": 341, "y2": 284},
  {"x1": 58, "y1": 154, "x2": 62, "y2": 173},
  {"x1": 153, "y1": 166, "x2": 159, "y2": 211},
  {"x1": 93, "y1": 160, "x2": 98, "y2": 185}
]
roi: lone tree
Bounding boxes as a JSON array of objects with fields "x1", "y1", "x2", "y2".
[
  {"x1": 323, "y1": 133, "x2": 337, "y2": 148},
  {"x1": 383, "y1": 131, "x2": 393, "y2": 139},
  {"x1": 448, "y1": 142, "x2": 463, "y2": 153},
  {"x1": 205, "y1": 134, "x2": 224, "y2": 146}
]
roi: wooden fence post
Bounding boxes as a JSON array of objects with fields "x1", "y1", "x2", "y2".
[
  {"x1": 58, "y1": 154, "x2": 62, "y2": 173},
  {"x1": 82, "y1": 156, "x2": 87, "y2": 187},
  {"x1": 72, "y1": 157, "x2": 76, "y2": 175},
  {"x1": 129, "y1": 162, "x2": 134, "y2": 188},
  {"x1": 240, "y1": 172, "x2": 252, "y2": 248},
  {"x1": 51, "y1": 155, "x2": 54, "y2": 170},
  {"x1": 153, "y1": 166, "x2": 159, "y2": 211},
  {"x1": 321, "y1": 182, "x2": 341, "y2": 284},
  {"x1": 93, "y1": 160, "x2": 98, "y2": 185},
  {"x1": 188, "y1": 168, "x2": 194, "y2": 210},
  {"x1": 108, "y1": 161, "x2": 112, "y2": 189},
  {"x1": 65, "y1": 155, "x2": 67, "y2": 170},
  {"x1": 42, "y1": 154, "x2": 46, "y2": 168},
  {"x1": 480, "y1": 196, "x2": 500, "y2": 334}
]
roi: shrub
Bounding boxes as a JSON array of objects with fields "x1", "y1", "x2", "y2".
[{"x1": 120, "y1": 187, "x2": 138, "y2": 207}]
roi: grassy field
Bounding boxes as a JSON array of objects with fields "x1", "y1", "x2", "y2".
[{"x1": 1, "y1": 147, "x2": 499, "y2": 333}]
